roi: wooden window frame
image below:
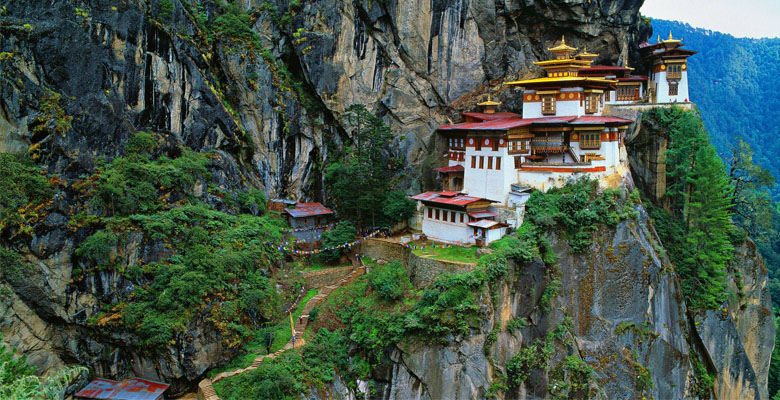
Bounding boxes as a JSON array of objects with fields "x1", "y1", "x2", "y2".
[
  {"x1": 487, "y1": 156, "x2": 493, "y2": 169},
  {"x1": 541, "y1": 95, "x2": 556, "y2": 115},
  {"x1": 475, "y1": 138, "x2": 482, "y2": 151},
  {"x1": 435, "y1": 209, "x2": 440, "y2": 220},
  {"x1": 668, "y1": 81, "x2": 679, "y2": 96},
  {"x1": 579, "y1": 132, "x2": 601, "y2": 150},
  {"x1": 443, "y1": 210, "x2": 448, "y2": 221},
  {"x1": 479, "y1": 156, "x2": 484, "y2": 169},
  {"x1": 471, "y1": 156, "x2": 476, "y2": 168},
  {"x1": 585, "y1": 94, "x2": 599, "y2": 114},
  {"x1": 428, "y1": 208, "x2": 432, "y2": 219},
  {"x1": 514, "y1": 156, "x2": 522, "y2": 169},
  {"x1": 496, "y1": 157, "x2": 501, "y2": 170},
  {"x1": 450, "y1": 212, "x2": 456, "y2": 223},
  {"x1": 492, "y1": 140, "x2": 499, "y2": 151},
  {"x1": 460, "y1": 213, "x2": 464, "y2": 223}
]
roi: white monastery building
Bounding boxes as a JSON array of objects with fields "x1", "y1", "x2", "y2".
[{"x1": 412, "y1": 34, "x2": 695, "y2": 246}]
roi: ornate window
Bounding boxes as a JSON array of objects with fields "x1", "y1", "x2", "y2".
[
  {"x1": 585, "y1": 94, "x2": 599, "y2": 114},
  {"x1": 579, "y1": 133, "x2": 601, "y2": 150},
  {"x1": 666, "y1": 63, "x2": 683, "y2": 80},
  {"x1": 669, "y1": 82, "x2": 679, "y2": 96},
  {"x1": 541, "y1": 95, "x2": 556, "y2": 115}
]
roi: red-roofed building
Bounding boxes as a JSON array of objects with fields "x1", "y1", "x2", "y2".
[
  {"x1": 409, "y1": 34, "x2": 696, "y2": 244},
  {"x1": 410, "y1": 191, "x2": 504, "y2": 245},
  {"x1": 284, "y1": 202, "x2": 335, "y2": 242},
  {"x1": 75, "y1": 378, "x2": 169, "y2": 400}
]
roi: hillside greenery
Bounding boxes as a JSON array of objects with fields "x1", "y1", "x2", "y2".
[{"x1": 68, "y1": 132, "x2": 287, "y2": 349}]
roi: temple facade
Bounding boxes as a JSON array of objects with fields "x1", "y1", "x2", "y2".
[{"x1": 412, "y1": 35, "x2": 695, "y2": 245}]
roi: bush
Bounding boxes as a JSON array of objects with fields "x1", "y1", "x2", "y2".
[
  {"x1": 0, "y1": 153, "x2": 54, "y2": 236},
  {"x1": 319, "y1": 222, "x2": 357, "y2": 263},
  {"x1": 75, "y1": 230, "x2": 118, "y2": 267},
  {"x1": 369, "y1": 261, "x2": 408, "y2": 301}
]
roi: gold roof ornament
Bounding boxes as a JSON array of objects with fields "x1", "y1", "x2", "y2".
[
  {"x1": 661, "y1": 31, "x2": 682, "y2": 44},
  {"x1": 477, "y1": 94, "x2": 501, "y2": 106},
  {"x1": 548, "y1": 35, "x2": 577, "y2": 53},
  {"x1": 574, "y1": 46, "x2": 598, "y2": 63}
]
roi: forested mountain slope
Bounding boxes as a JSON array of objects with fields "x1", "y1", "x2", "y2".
[{"x1": 651, "y1": 19, "x2": 780, "y2": 198}]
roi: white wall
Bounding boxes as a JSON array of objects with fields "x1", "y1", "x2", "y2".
[
  {"x1": 486, "y1": 228, "x2": 505, "y2": 244},
  {"x1": 654, "y1": 71, "x2": 689, "y2": 103},
  {"x1": 462, "y1": 146, "x2": 514, "y2": 204},
  {"x1": 421, "y1": 207, "x2": 476, "y2": 244}
]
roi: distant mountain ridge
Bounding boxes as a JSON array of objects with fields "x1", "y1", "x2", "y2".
[{"x1": 650, "y1": 19, "x2": 780, "y2": 196}]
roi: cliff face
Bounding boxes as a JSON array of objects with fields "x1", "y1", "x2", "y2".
[{"x1": 0, "y1": 0, "x2": 773, "y2": 398}]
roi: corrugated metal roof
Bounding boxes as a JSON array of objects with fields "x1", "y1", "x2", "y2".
[
  {"x1": 570, "y1": 116, "x2": 633, "y2": 125},
  {"x1": 410, "y1": 191, "x2": 495, "y2": 207},
  {"x1": 284, "y1": 203, "x2": 334, "y2": 218},
  {"x1": 435, "y1": 165, "x2": 465, "y2": 173},
  {"x1": 467, "y1": 220, "x2": 504, "y2": 229},
  {"x1": 617, "y1": 75, "x2": 648, "y2": 82},
  {"x1": 75, "y1": 378, "x2": 169, "y2": 400},
  {"x1": 468, "y1": 211, "x2": 498, "y2": 219}
]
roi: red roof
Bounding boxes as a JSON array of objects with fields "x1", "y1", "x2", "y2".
[
  {"x1": 462, "y1": 112, "x2": 519, "y2": 121},
  {"x1": 435, "y1": 165, "x2": 465, "y2": 173},
  {"x1": 468, "y1": 211, "x2": 498, "y2": 219},
  {"x1": 439, "y1": 116, "x2": 578, "y2": 131},
  {"x1": 75, "y1": 378, "x2": 169, "y2": 400},
  {"x1": 467, "y1": 220, "x2": 505, "y2": 229},
  {"x1": 410, "y1": 191, "x2": 495, "y2": 207},
  {"x1": 617, "y1": 75, "x2": 648, "y2": 82},
  {"x1": 570, "y1": 116, "x2": 632, "y2": 125},
  {"x1": 284, "y1": 202, "x2": 334, "y2": 218}
]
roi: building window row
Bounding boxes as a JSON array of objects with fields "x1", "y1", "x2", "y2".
[
  {"x1": 508, "y1": 140, "x2": 530, "y2": 154},
  {"x1": 584, "y1": 93, "x2": 600, "y2": 114},
  {"x1": 579, "y1": 133, "x2": 601, "y2": 150},
  {"x1": 448, "y1": 138, "x2": 465, "y2": 149},
  {"x1": 666, "y1": 63, "x2": 683, "y2": 80},
  {"x1": 426, "y1": 207, "x2": 466, "y2": 224},
  {"x1": 470, "y1": 155, "x2": 502, "y2": 170},
  {"x1": 617, "y1": 86, "x2": 637, "y2": 101}
]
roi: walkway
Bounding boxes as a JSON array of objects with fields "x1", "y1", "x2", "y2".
[{"x1": 197, "y1": 265, "x2": 366, "y2": 400}]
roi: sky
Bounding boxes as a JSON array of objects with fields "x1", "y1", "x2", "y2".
[{"x1": 640, "y1": 0, "x2": 780, "y2": 39}]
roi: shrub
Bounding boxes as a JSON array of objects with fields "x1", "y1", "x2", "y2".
[
  {"x1": 0, "y1": 153, "x2": 54, "y2": 236},
  {"x1": 75, "y1": 230, "x2": 118, "y2": 267},
  {"x1": 369, "y1": 261, "x2": 408, "y2": 301},
  {"x1": 319, "y1": 222, "x2": 357, "y2": 263}
]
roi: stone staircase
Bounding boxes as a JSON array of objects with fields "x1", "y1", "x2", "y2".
[{"x1": 197, "y1": 265, "x2": 366, "y2": 400}]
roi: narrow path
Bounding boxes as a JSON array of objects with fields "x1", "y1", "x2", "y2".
[{"x1": 197, "y1": 265, "x2": 366, "y2": 400}]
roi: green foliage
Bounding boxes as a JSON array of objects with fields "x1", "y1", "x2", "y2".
[
  {"x1": 506, "y1": 337, "x2": 554, "y2": 387},
  {"x1": 369, "y1": 261, "x2": 409, "y2": 302},
  {"x1": 691, "y1": 357, "x2": 715, "y2": 398},
  {"x1": 549, "y1": 355, "x2": 595, "y2": 399},
  {"x1": 75, "y1": 230, "x2": 117, "y2": 268},
  {"x1": 32, "y1": 91, "x2": 72, "y2": 137},
  {"x1": 726, "y1": 138, "x2": 775, "y2": 240},
  {"x1": 539, "y1": 278, "x2": 562, "y2": 311},
  {"x1": 70, "y1": 133, "x2": 285, "y2": 348},
  {"x1": 505, "y1": 317, "x2": 527, "y2": 335},
  {"x1": 208, "y1": 1, "x2": 261, "y2": 47},
  {"x1": 525, "y1": 177, "x2": 636, "y2": 253},
  {"x1": 0, "y1": 153, "x2": 54, "y2": 237},
  {"x1": 235, "y1": 189, "x2": 266, "y2": 214},
  {"x1": 216, "y1": 351, "x2": 304, "y2": 400},
  {"x1": 158, "y1": 0, "x2": 174, "y2": 21},
  {"x1": 769, "y1": 319, "x2": 780, "y2": 397},
  {"x1": 88, "y1": 133, "x2": 209, "y2": 216},
  {"x1": 318, "y1": 221, "x2": 357, "y2": 263},
  {"x1": 325, "y1": 104, "x2": 407, "y2": 227},
  {"x1": 0, "y1": 333, "x2": 86, "y2": 400},
  {"x1": 646, "y1": 107, "x2": 734, "y2": 310}
]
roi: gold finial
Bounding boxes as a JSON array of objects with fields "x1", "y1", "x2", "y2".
[
  {"x1": 561, "y1": 35, "x2": 566, "y2": 45},
  {"x1": 669, "y1": 31, "x2": 673, "y2": 40},
  {"x1": 624, "y1": 57, "x2": 628, "y2": 67},
  {"x1": 657, "y1": 34, "x2": 660, "y2": 43}
]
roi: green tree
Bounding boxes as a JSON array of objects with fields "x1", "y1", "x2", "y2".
[
  {"x1": 725, "y1": 138, "x2": 775, "y2": 239},
  {"x1": 325, "y1": 104, "x2": 406, "y2": 227},
  {"x1": 648, "y1": 107, "x2": 735, "y2": 309},
  {"x1": 0, "y1": 334, "x2": 86, "y2": 400},
  {"x1": 319, "y1": 222, "x2": 357, "y2": 263}
]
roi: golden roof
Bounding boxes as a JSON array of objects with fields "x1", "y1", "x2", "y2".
[
  {"x1": 661, "y1": 31, "x2": 681, "y2": 44},
  {"x1": 477, "y1": 94, "x2": 501, "y2": 106},
  {"x1": 548, "y1": 36, "x2": 577, "y2": 52},
  {"x1": 575, "y1": 46, "x2": 598, "y2": 58},
  {"x1": 506, "y1": 76, "x2": 617, "y2": 86}
]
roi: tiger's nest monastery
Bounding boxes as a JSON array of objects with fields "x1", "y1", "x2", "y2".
[{"x1": 411, "y1": 34, "x2": 695, "y2": 246}]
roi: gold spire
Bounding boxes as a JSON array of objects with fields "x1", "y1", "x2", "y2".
[
  {"x1": 477, "y1": 94, "x2": 501, "y2": 106},
  {"x1": 661, "y1": 31, "x2": 681, "y2": 44},
  {"x1": 669, "y1": 30, "x2": 673, "y2": 40},
  {"x1": 657, "y1": 34, "x2": 661, "y2": 43},
  {"x1": 548, "y1": 35, "x2": 577, "y2": 52}
]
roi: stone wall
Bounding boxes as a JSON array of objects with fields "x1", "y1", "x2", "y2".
[{"x1": 303, "y1": 267, "x2": 354, "y2": 289}]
